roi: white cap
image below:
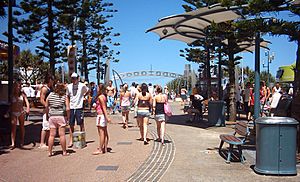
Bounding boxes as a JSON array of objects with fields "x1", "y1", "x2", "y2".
[{"x1": 71, "y1": 72, "x2": 78, "y2": 78}]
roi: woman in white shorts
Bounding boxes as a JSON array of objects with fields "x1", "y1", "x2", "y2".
[
  {"x1": 93, "y1": 83, "x2": 111, "y2": 155},
  {"x1": 153, "y1": 85, "x2": 167, "y2": 146}
]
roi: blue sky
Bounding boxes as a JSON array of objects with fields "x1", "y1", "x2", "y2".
[{"x1": 1, "y1": 0, "x2": 297, "y2": 86}]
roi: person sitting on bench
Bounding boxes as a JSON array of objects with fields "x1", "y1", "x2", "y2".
[{"x1": 187, "y1": 90, "x2": 204, "y2": 122}]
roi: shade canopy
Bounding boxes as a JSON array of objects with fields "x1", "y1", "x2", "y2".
[
  {"x1": 222, "y1": 39, "x2": 270, "y2": 53},
  {"x1": 147, "y1": 5, "x2": 241, "y2": 44}
]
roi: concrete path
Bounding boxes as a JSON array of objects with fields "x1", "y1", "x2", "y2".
[
  {"x1": 1, "y1": 102, "x2": 300, "y2": 181},
  {"x1": 161, "y1": 102, "x2": 300, "y2": 182}
]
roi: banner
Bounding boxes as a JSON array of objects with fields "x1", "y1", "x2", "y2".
[{"x1": 67, "y1": 45, "x2": 76, "y2": 77}]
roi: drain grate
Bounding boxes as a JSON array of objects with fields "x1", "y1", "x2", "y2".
[
  {"x1": 96, "y1": 165, "x2": 119, "y2": 171},
  {"x1": 117, "y1": 141, "x2": 132, "y2": 145}
]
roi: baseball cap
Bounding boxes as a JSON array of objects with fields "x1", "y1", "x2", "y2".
[{"x1": 71, "y1": 72, "x2": 78, "y2": 78}]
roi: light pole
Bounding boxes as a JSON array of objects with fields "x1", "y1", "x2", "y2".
[{"x1": 263, "y1": 51, "x2": 275, "y2": 86}]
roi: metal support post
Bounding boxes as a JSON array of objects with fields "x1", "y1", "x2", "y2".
[{"x1": 254, "y1": 31, "x2": 261, "y2": 120}]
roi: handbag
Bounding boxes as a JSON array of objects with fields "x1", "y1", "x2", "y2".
[{"x1": 164, "y1": 102, "x2": 172, "y2": 117}]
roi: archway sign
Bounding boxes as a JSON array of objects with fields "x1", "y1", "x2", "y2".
[{"x1": 114, "y1": 70, "x2": 183, "y2": 80}]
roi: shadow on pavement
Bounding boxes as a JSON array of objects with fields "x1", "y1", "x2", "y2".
[
  {"x1": 167, "y1": 114, "x2": 216, "y2": 129},
  {"x1": 23, "y1": 122, "x2": 42, "y2": 147},
  {"x1": 51, "y1": 149, "x2": 76, "y2": 157},
  {"x1": 219, "y1": 149, "x2": 245, "y2": 163},
  {"x1": 0, "y1": 148, "x2": 11, "y2": 155}
]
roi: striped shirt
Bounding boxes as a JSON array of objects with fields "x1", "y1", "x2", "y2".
[{"x1": 48, "y1": 92, "x2": 66, "y2": 116}]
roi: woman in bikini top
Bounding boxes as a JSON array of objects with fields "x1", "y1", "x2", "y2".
[{"x1": 10, "y1": 81, "x2": 30, "y2": 149}]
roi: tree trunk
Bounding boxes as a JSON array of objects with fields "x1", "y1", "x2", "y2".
[
  {"x1": 291, "y1": 32, "x2": 300, "y2": 153},
  {"x1": 48, "y1": 0, "x2": 55, "y2": 75},
  {"x1": 228, "y1": 38, "x2": 237, "y2": 122}
]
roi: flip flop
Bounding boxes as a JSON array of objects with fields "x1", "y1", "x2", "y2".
[
  {"x1": 48, "y1": 152, "x2": 54, "y2": 157},
  {"x1": 9, "y1": 145, "x2": 15, "y2": 150},
  {"x1": 67, "y1": 144, "x2": 73, "y2": 148},
  {"x1": 92, "y1": 150, "x2": 102, "y2": 155},
  {"x1": 62, "y1": 152, "x2": 70, "y2": 156},
  {"x1": 38, "y1": 145, "x2": 48, "y2": 149}
]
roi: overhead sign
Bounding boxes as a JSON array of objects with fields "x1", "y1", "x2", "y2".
[{"x1": 114, "y1": 70, "x2": 183, "y2": 80}]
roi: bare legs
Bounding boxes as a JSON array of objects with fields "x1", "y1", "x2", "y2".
[
  {"x1": 10, "y1": 113, "x2": 25, "y2": 149},
  {"x1": 156, "y1": 120, "x2": 166, "y2": 145},
  {"x1": 40, "y1": 130, "x2": 49, "y2": 148},
  {"x1": 48, "y1": 126, "x2": 68, "y2": 156},
  {"x1": 18, "y1": 115, "x2": 25, "y2": 147},
  {"x1": 93, "y1": 126, "x2": 109, "y2": 154},
  {"x1": 137, "y1": 116, "x2": 149, "y2": 145},
  {"x1": 122, "y1": 111, "x2": 129, "y2": 128},
  {"x1": 68, "y1": 125, "x2": 74, "y2": 147},
  {"x1": 40, "y1": 114, "x2": 49, "y2": 148},
  {"x1": 10, "y1": 116, "x2": 17, "y2": 148}
]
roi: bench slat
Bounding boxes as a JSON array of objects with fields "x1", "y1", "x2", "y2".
[
  {"x1": 220, "y1": 134, "x2": 244, "y2": 145},
  {"x1": 235, "y1": 121, "x2": 248, "y2": 136}
]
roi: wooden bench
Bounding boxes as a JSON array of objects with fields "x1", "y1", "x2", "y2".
[{"x1": 219, "y1": 121, "x2": 250, "y2": 163}]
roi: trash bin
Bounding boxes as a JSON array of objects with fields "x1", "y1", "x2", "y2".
[
  {"x1": 0, "y1": 103, "x2": 11, "y2": 145},
  {"x1": 254, "y1": 117, "x2": 298, "y2": 175},
  {"x1": 208, "y1": 101, "x2": 225, "y2": 126}
]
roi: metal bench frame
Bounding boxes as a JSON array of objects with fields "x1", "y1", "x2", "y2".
[{"x1": 219, "y1": 121, "x2": 250, "y2": 163}]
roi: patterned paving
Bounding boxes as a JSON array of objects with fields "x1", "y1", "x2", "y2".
[{"x1": 127, "y1": 126, "x2": 175, "y2": 182}]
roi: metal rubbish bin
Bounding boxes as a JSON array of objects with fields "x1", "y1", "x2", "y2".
[
  {"x1": 208, "y1": 101, "x2": 225, "y2": 126},
  {"x1": 254, "y1": 117, "x2": 298, "y2": 175}
]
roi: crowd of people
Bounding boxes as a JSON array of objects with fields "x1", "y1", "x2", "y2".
[
  {"x1": 225, "y1": 81, "x2": 294, "y2": 121},
  {"x1": 10, "y1": 73, "x2": 172, "y2": 156}
]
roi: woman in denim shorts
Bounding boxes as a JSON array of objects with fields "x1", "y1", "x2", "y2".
[
  {"x1": 153, "y1": 85, "x2": 168, "y2": 146},
  {"x1": 134, "y1": 83, "x2": 152, "y2": 145}
]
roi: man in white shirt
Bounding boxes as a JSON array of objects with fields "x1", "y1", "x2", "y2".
[{"x1": 66, "y1": 73, "x2": 89, "y2": 147}]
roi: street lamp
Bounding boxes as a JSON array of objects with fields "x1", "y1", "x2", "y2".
[{"x1": 263, "y1": 50, "x2": 275, "y2": 86}]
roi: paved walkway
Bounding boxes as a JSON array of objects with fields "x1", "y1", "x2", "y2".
[{"x1": 1, "y1": 102, "x2": 300, "y2": 181}]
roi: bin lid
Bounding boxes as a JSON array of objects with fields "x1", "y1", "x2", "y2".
[{"x1": 255, "y1": 117, "x2": 299, "y2": 125}]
